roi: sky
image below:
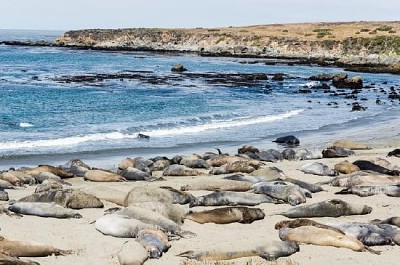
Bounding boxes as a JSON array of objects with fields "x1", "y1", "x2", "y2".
[{"x1": 1, "y1": 0, "x2": 399, "y2": 30}]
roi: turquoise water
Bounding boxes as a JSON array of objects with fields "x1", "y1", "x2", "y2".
[{"x1": 0, "y1": 30, "x2": 399, "y2": 169}]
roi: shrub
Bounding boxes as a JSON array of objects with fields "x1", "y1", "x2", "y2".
[
  {"x1": 360, "y1": 28, "x2": 370, "y2": 32},
  {"x1": 376, "y1": 25, "x2": 393, "y2": 31}
]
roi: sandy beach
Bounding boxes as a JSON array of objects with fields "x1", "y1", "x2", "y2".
[{"x1": 1, "y1": 132, "x2": 399, "y2": 265}]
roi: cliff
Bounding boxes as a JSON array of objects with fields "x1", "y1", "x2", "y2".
[{"x1": 31, "y1": 22, "x2": 400, "y2": 73}]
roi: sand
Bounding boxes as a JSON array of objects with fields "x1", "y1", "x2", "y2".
[{"x1": 1, "y1": 137, "x2": 400, "y2": 265}]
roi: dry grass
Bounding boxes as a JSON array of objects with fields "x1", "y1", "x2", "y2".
[{"x1": 180, "y1": 258, "x2": 299, "y2": 265}]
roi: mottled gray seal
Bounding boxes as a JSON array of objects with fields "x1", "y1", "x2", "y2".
[
  {"x1": 371, "y1": 217, "x2": 400, "y2": 228},
  {"x1": 328, "y1": 172, "x2": 400, "y2": 187},
  {"x1": 180, "y1": 179, "x2": 253, "y2": 192},
  {"x1": 120, "y1": 167, "x2": 156, "y2": 181},
  {"x1": 282, "y1": 149, "x2": 296, "y2": 160},
  {"x1": 180, "y1": 155, "x2": 209, "y2": 169},
  {"x1": 190, "y1": 191, "x2": 278, "y2": 207},
  {"x1": 207, "y1": 155, "x2": 257, "y2": 167},
  {"x1": 84, "y1": 169, "x2": 126, "y2": 182},
  {"x1": 210, "y1": 161, "x2": 257, "y2": 175},
  {"x1": 335, "y1": 184, "x2": 400, "y2": 197},
  {"x1": 0, "y1": 236, "x2": 72, "y2": 257},
  {"x1": 117, "y1": 240, "x2": 148, "y2": 265},
  {"x1": 322, "y1": 146, "x2": 354, "y2": 158},
  {"x1": 279, "y1": 199, "x2": 372, "y2": 218},
  {"x1": 252, "y1": 181, "x2": 311, "y2": 206},
  {"x1": 279, "y1": 226, "x2": 380, "y2": 254},
  {"x1": 19, "y1": 189, "x2": 104, "y2": 209},
  {"x1": 0, "y1": 253, "x2": 39, "y2": 265},
  {"x1": 8, "y1": 202, "x2": 82, "y2": 219},
  {"x1": 34, "y1": 179, "x2": 64, "y2": 193},
  {"x1": 274, "y1": 218, "x2": 345, "y2": 234},
  {"x1": 299, "y1": 162, "x2": 337, "y2": 176},
  {"x1": 162, "y1": 165, "x2": 199, "y2": 176},
  {"x1": 353, "y1": 160, "x2": 400, "y2": 176},
  {"x1": 185, "y1": 206, "x2": 264, "y2": 224},
  {"x1": 178, "y1": 240, "x2": 299, "y2": 261},
  {"x1": 250, "y1": 166, "x2": 286, "y2": 179},
  {"x1": 137, "y1": 229, "x2": 170, "y2": 258},
  {"x1": 159, "y1": 186, "x2": 196, "y2": 205},
  {"x1": 60, "y1": 159, "x2": 91, "y2": 177}
]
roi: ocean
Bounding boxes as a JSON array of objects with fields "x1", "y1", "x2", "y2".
[{"x1": 0, "y1": 30, "x2": 399, "y2": 170}]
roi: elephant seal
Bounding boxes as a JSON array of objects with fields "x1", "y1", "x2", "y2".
[
  {"x1": 178, "y1": 240, "x2": 299, "y2": 261},
  {"x1": 325, "y1": 222, "x2": 399, "y2": 246},
  {"x1": 19, "y1": 189, "x2": 104, "y2": 209},
  {"x1": 280, "y1": 199, "x2": 372, "y2": 218},
  {"x1": 84, "y1": 169, "x2": 126, "y2": 182},
  {"x1": 322, "y1": 146, "x2": 354, "y2": 158},
  {"x1": 274, "y1": 219, "x2": 345, "y2": 234},
  {"x1": 120, "y1": 167, "x2": 156, "y2": 181},
  {"x1": 331, "y1": 139, "x2": 370, "y2": 150},
  {"x1": 279, "y1": 226, "x2": 380, "y2": 254},
  {"x1": 388, "y1": 148, "x2": 400, "y2": 157},
  {"x1": 299, "y1": 162, "x2": 337, "y2": 176},
  {"x1": 282, "y1": 149, "x2": 296, "y2": 160},
  {"x1": 35, "y1": 179, "x2": 64, "y2": 193},
  {"x1": 95, "y1": 214, "x2": 159, "y2": 238},
  {"x1": 252, "y1": 182, "x2": 311, "y2": 206},
  {"x1": 190, "y1": 191, "x2": 278, "y2": 207},
  {"x1": 33, "y1": 172, "x2": 70, "y2": 185},
  {"x1": 371, "y1": 217, "x2": 400, "y2": 228},
  {"x1": 118, "y1": 157, "x2": 153, "y2": 173},
  {"x1": 335, "y1": 184, "x2": 400, "y2": 197},
  {"x1": 334, "y1": 160, "x2": 360, "y2": 174},
  {"x1": 207, "y1": 156, "x2": 259, "y2": 167},
  {"x1": 180, "y1": 155, "x2": 209, "y2": 169},
  {"x1": 0, "y1": 188, "x2": 9, "y2": 201},
  {"x1": 0, "y1": 179, "x2": 16, "y2": 189},
  {"x1": 60, "y1": 159, "x2": 91, "y2": 176},
  {"x1": 137, "y1": 229, "x2": 170, "y2": 258},
  {"x1": 113, "y1": 206, "x2": 195, "y2": 238},
  {"x1": 185, "y1": 206, "x2": 264, "y2": 224},
  {"x1": 210, "y1": 161, "x2": 257, "y2": 175},
  {"x1": 284, "y1": 177, "x2": 324, "y2": 193},
  {"x1": 0, "y1": 253, "x2": 39, "y2": 265},
  {"x1": 327, "y1": 172, "x2": 400, "y2": 187},
  {"x1": 162, "y1": 165, "x2": 199, "y2": 176},
  {"x1": 238, "y1": 145, "x2": 260, "y2": 154},
  {"x1": 353, "y1": 160, "x2": 400, "y2": 176},
  {"x1": 159, "y1": 186, "x2": 196, "y2": 205},
  {"x1": 272, "y1": 135, "x2": 300, "y2": 146},
  {"x1": 180, "y1": 179, "x2": 253, "y2": 192},
  {"x1": 0, "y1": 171, "x2": 23, "y2": 186},
  {"x1": 223, "y1": 173, "x2": 274, "y2": 183},
  {"x1": 8, "y1": 202, "x2": 82, "y2": 219},
  {"x1": 24, "y1": 165, "x2": 74, "y2": 178},
  {"x1": 0, "y1": 236, "x2": 72, "y2": 257},
  {"x1": 79, "y1": 186, "x2": 127, "y2": 206},
  {"x1": 117, "y1": 240, "x2": 148, "y2": 265},
  {"x1": 250, "y1": 166, "x2": 286, "y2": 179}
]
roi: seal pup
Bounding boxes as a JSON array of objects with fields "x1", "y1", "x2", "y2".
[
  {"x1": 178, "y1": 240, "x2": 299, "y2": 261},
  {"x1": 190, "y1": 191, "x2": 279, "y2": 207},
  {"x1": 388, "y1": 148, "x2": 400, "y2": 157},
  {"x1": 335, "y1": 184, "x2": 400, "y2": 197},
  {"x1": 95, "y1": 214, "x2": 159, "y2": 238},
  {"x1": 371, "y1": 217, "x2": 400, "y2": 228},
  {"x1": 299, "y1": 162, "x2": 337, "y2": 176},
  {"x1": 18, "y1": 189, "x2": 104, "y2": 209},
  {"x1": 279, "y1": 226, "x2": 380, "y2": 254},
  {"x1": 8, "y1": 202, "x2": 82, "y2": 219},
  {"x1": 117, "y1": 240, "x2": 148, "y2": 265},
  {"x1": 185, "y1": 206, "x2": 265, "y2": 224},
  {"x1": 353, "y1": 160, "x2": 400, "y2": 176},
  {"x1": 334, "y1": 160, "x2": 360, "y2": 174},
  {"x1": 252, "y1": 181, "x2": 311, "y2": 206},
  {"x1": 0, "y1": 236, "x2": 72, "y2": 257},
  {"x1": 279, "y1": 199, "x2": 372, "y2": 218},
  {"x1": 137, "y1": 229, "x2": 170, "y2": 258}
]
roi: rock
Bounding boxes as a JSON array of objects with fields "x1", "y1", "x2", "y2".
[
  {"x1": 272, "y1": 73, "x2": 284, "y2": 81},
  {"x1": 332, "y1": 74, "x2": 363, "y2": 89},
  {"x1": 171, "y1": 64, "x2": 187, "y2": 72},
  {"x1": 351, "y1": 102, "x2": 366, "y2": 111},
  {"x1": 309, "y1": 73, "x2": 335, "y2": 81}
]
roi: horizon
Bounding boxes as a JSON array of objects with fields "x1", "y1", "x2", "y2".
[{"x1": 1, "y1": 0, "x2": 400, "y2": 31}]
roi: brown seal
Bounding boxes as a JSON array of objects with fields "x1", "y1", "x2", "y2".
[
  {"x1": 274, "y1": 218, "x2": 345, "y2": 234},
  {"x1": 84, "y1": 169, "x2": 126, "y2": 182},
  {"x1": 185, "y1": 206, "x2": 265, "y2": 224},
  {"x1": 334, "y1": 160, "x2": 360, "y2": 174},
  {"x1": 0, "y1": 253, "x2": 39, "y2": 265}
]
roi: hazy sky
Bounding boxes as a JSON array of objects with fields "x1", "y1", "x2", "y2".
[{"x1": 1, "y1": 0, "x2": 399, "y2": 30}]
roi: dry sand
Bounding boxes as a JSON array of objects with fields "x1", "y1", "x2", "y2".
[{"x1": 1, "y1": 137, "x2": 400, "y2": 265}]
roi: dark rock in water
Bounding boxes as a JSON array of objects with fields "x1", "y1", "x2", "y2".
[
  {"x1": 309, "y1": 73, "x2": 335, "y2": 81},
  {"x1": 171, "y1": 64, "x2": 187, "y2": 72},
  {"x1": 322, "y1": 146, "x2": 354, "y2": 158},
  {"x1": 273, "y1": 135, "x2": 300, "y2": 146},
  {"x1": 297, "y1": 89, "x2": 312, "y2": 94},
  {"x1": 387, "y1": 149, "x2": 400, "y2": 157},
  {"x1": 351, "y1": 102, "x2": 366, "y2": 111},
  {"x1": 272, "y1": 73, "x2": 284, "y2": 81},
  {"x1": 137, "y1": 133, "x2": 150, "y2": 139},
  {"x1": 332, "y1": 74, "x2": 363, "y2": 89}
]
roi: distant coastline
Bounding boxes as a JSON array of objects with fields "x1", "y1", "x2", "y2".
[{"x1": 1, "y1": 21, "x2": 399, "y2": 74}]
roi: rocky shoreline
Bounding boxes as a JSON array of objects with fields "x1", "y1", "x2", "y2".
[{"x1": 2, "y1": 22, "x2": 400, "y2": 74}]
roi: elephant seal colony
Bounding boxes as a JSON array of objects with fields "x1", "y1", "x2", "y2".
[{"x1": 0, "y1": 138, "x2": 400, "y2": 264}]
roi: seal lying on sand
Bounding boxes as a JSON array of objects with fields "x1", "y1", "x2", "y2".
[
  {"x1": 159, "y1": 186, "x2": 196, "y2": 205},
  {"x1": 279, "y1": 199, "x2": 372, "y2": 218},
  {"x1": 84, "y1": 169, "x2": 126, "y2": 182},
  {"x1": 117, "y1": 240, "x2": 148, "y2": 265},
  {"x1": 180, "y1": 179, "x2": 253, "y2": 192},
  {"x1": 252, "y1": 181, "x2": 311, "y2": 206},
  {"x1": 353, "y1": 160, "x2": 400, "y2": 176},
  {"x1": 331, "y1": 139, "x2": 370, "y2": 150},
  {"x1": 387, "y1": 149, "x2": 400, "y2": 157},
  {"x1": 327, "y1": 172, "x2": 400, "y2": 187},
  {"x1": 335, "y1": 184, "x2": 400, "y2": 197},
  {"x1": 0, "y1": 236, "x2": 72, "y2": 257},
  {"x1": 18, "y1": 189, "x2": 104, "y2": 209},
  {"x1": 274, "y1": 219, "x2": 345, "y2": 234},
  {"x1": 299, "y1": 162, "x2": 337, "y2": 176},
  {"x1": 334, "y1": 161, "x2": 360, "y2": 174},
  {"x1": 185, "y1": 206, "x2": 265, "y2": 224},
  {"x1": 60, "y1": 159, "x2": 91, "y2": 177},
  {"x1": 371, "y1": 217, "x2": 400, "y2": 228},
  {"x1": 8, "y1": 202, "x2": 82, "y2": 219},
  {"x1": 279, "y1": 226, "x2": 380, "y2": 254},
  {"x1": 322, "y1": 146, "x2": 354, "y2": 158},
  {"x1": 210, "y1": 161, "x2": 257, "y2": 175},
  {"x1": 0, "y1": 253, "x2": 39, "y2": 265},
  {"x1": 178, "y1": 240, "x2": 299, "y2": 261},
  {"x1": 137, "y1": 229, "x2": 170, "y2": 258},
  {"x1": 190, "y1": 191, "x2": 279, "y2": 207},
  {"x1": 163, "y1": 165, "x2": 199, "y2": 176},
  {"x1": 24, "y1": 165, "x2": 74, "y2": 179}
]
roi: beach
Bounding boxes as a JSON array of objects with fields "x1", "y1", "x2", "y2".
[{"x1": 1, "y1": 131, "x2": 400, "y2": 265}]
